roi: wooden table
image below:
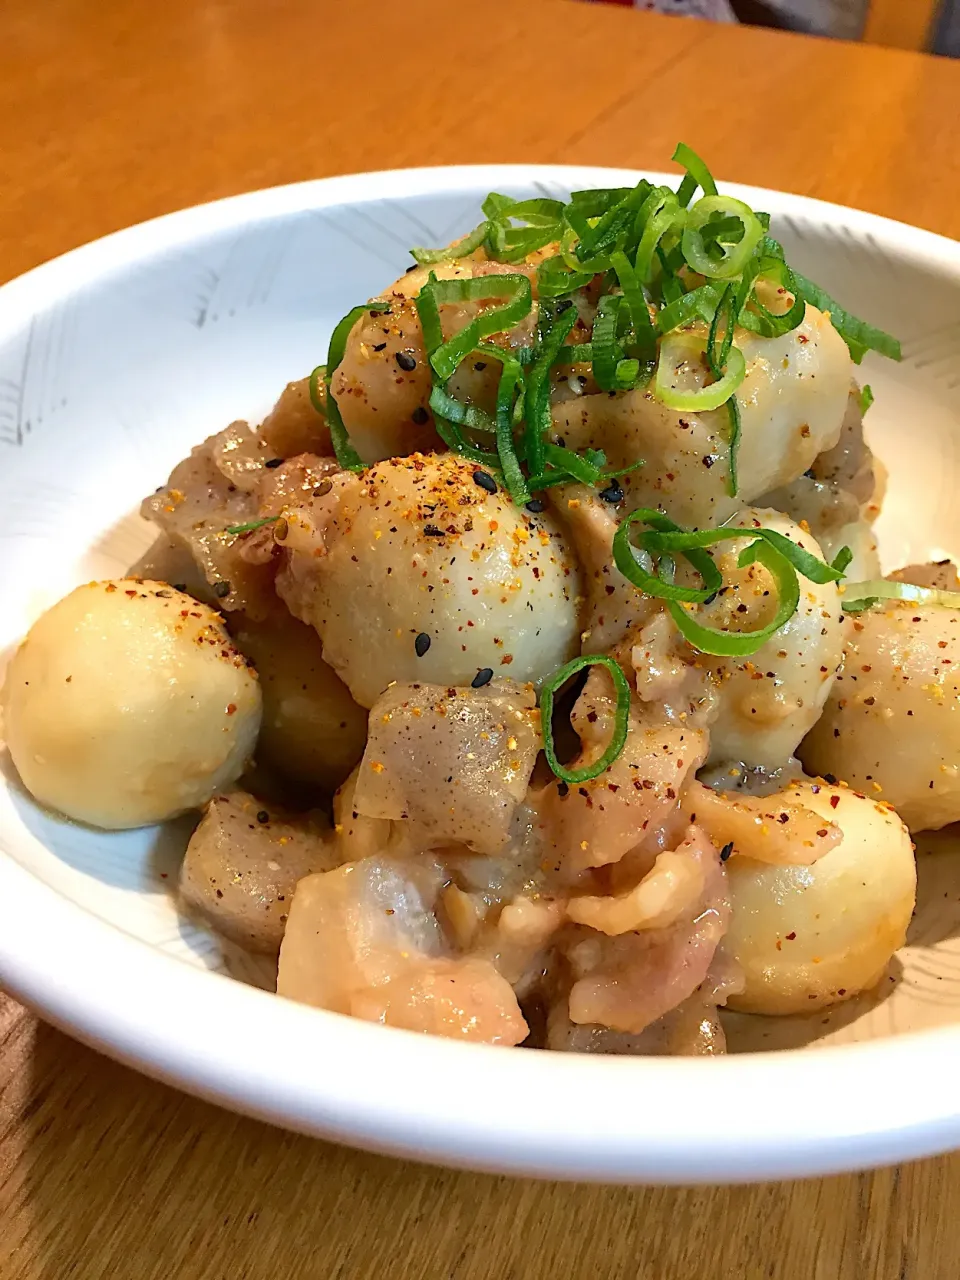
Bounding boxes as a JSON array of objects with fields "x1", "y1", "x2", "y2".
[{"x1": 2, "y1": 1, "x2": 960, "y2": 1275}]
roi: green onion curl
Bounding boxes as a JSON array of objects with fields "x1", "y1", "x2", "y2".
[
  {"x1": 541, "y1": 654, "x2": 631, "y2": 785},
  {"x1": 324, "y1": 302, "x2": 392, "y2": 471}
]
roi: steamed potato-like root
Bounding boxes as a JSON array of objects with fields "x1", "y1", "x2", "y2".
[
  {"x1": 2, "y1": 581, "x2": 261, "y2": 829},
  {"x1": 683, "y1": 509, "x2": 844, "y2": 770},
  {"x1": 552, "y1": 303, "x2": 851, "y2": 529},
  {"x1": 533, "y1": 667, "x2": 708, "y2": 874},
  {"x1": 352, "y1": 680, "x2": 540, "y2": 855},
  {"x1": 801, "y1": 600, "x2": 960, "y2": 831},
  {"x1": 229, "y1": 612, "x2": 367, "y2": 795},
  {"x1": 278, "y1": 857, "x2": 528, "y2": 1044},
  {"x1": 682, "y1": 779, "x2": 842, "y2": 866},
  {"x1": 563, "y1": 826, "x2": 729, "y2": 1034},
  {"x1": 276, "y1": 452, "x2": 582, "y2": 708},
  {"x1": 331, "y1": 249, "x2": 564, "y2": 465},
  {"x1": 180, "y1": 791, "x2": 337, "y2": 954},
  {"x1": 723, "y1": 783, "x2": 916, "y2": 1014}
]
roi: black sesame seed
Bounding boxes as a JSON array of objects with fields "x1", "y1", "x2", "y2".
[
  {"x1": 372, "y1": 307, "x2": 391, "y2": 317},
  {"x1": 598, "y1": 482, "x2": 624, "y2": 504},
  {"x1": 703, "y1": 592, "x2": 719, "y2": 606},
  {"x1": 556, "y1": 299, "x2": 574, "y2": 312},
  {"x1": 803, "y1": 468, "x2": 816, "y2": 479},
  {"x1": 372, "y1": 342, "x2": 387, "y2": 352},
  {"x1": 256, "y1": 810, "x2": 270, "y2": 825},
  {"x1": 313, "y1": 478, "x2": 333, "y2": 497},
  {"x1": 405, "y1": 263, "x2": 418, "y2": 273},
  {"x1": 264, "y1": 457, "x2": 283, "y2": 469},
  {"x1": 702, "y1": 456, "x2": 716, "y2": 469},
  {"x1": 719, "y1": 841, "x2": 734, "y2": 862},
  {"x1": 474, "y1": 360, "x2": 487, "y2": 372},
  {"x1": 822, "y1": 772, "x2": 838, "y2": 786},
  {"x1": 473, "y1": 470, "x2": 497, "y2": 494},
  {"x1": 471, "y1": 667, "x2": 494, "y2": 688},
  {"x1": 412, "y1": 405, "x2": 429, "y2": 425},
  {"x1": 396, "y1": 351, "x2": 417, "y2": 372},
  {"x1": 557, "y1": 781, "x2": 569, "y2": 797},
  {"x1": 423, "y1": 524, "x2": 444, "y2": 537},
  {"x1": 415, "y1": 632, "x2": 431, "y2": 657},
  {"x1": 213, "y1": 581, "x2": 231, "y2": 598},
  {"x1": 526, "y1": 499, "x2": 546, "y2": 513}
]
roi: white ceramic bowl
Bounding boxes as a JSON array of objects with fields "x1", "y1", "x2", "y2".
[{"x1": 2, "y1": 166, "x2": 960, "y2": 1184}]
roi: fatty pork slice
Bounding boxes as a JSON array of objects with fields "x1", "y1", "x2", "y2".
[
  {"x1": 352, "y1": 679, "x2": 541, "y2": 856},
  {"x1": 180, "y1": 790, "x2": 338, "y2": 955},
  {"x1": 277, "y1": 857, "x2": 528, "y2": 1044},
  {"x1": 534, "y1": 666, "x2": 708, "y2": 874},
  {"x1": 562, "y1": 825, "x2": 730, "y2": 1034},
  {"x1": 140, "y1": 420, "x2": 337, "y2": 619}
]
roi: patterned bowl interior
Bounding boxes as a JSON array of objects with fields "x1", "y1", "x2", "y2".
[{"x1": 1, "y1": 168, "x2": 958, "y2": 1053}]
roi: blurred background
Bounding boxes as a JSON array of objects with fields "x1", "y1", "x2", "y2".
[{"x1": 588, "y1": 0, "x2": 959, "y2": 54}]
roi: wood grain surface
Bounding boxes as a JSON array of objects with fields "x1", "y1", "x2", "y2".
[{"x1": 3, "y1": 1, "x2": 960, "y2": 1276}]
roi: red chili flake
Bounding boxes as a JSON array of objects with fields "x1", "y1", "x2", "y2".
[
  {"x1": 785, "y1": 931, "x2": 797, "y2": 941},
  {"x1": 830, "y1": 795, "x2": 840, "y2": 808},
  {"x1": 226, "y1": 703, "x2": 237, "y2": 715}
]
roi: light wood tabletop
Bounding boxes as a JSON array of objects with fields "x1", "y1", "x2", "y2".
[{"x1": 2, "y1": 1, "x2": 960, "y2": 1276}]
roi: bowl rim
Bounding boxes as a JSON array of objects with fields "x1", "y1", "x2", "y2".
[{"x1": 2, "y1": 162, "x2": 960, "y2": 1184}]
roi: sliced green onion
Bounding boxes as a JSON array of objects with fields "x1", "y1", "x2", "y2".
[
  {"x1": 524, "y1": 303, "x2": 579, "y2": 475},
  {"x1": 613, "y1": 509, "x2": 723, "y2": 604},
  {"x1": 738, "y1": 255, "x2": 805, "y2": 339},
  {"x1": 831, "y1": 545, "x2": 854, "y2": 575},
  {"x1": 556, "y1": 341, "x2": 594, "y2": 366},
  {"x1": 859, "y1": 384, "x2": 874, "y2": 415},
  {"x1": 667, "y1": 541, "x2": 800, "y2": 657},
  {"x1": 656, "y1": 284, "x2": 721, "y2": 335},
  {"x1": 610, "y1": 249, "x2": 657, "y2": 362},
  {"x1": 226, "y1": 516, "x2": 279, "y2": 535},
  {"x1": 324, "y1": 302, "x2": 391, "y2": 471},
  {"x1": 569, "y1": 187, "x2": 637, "y2": 216},
  {"x1": 541, "y1": 655, "x2": 631, "y2": 784},
  {"x1": 419, "y1": 275, "x2": 533, "y2": 381},
  {"x1": 706, "y1": 284, "x2": 742, "y2": 496},
  {"x1": 308, "y1": 365, "x2": 326, "y2": 415},
  {"x1": 681, "y1": 196, "x2": 763, "y2": 280},
  {"x1": 574, "y1": 181, "x2": 651, "y2": 263},
  {"x1": 639, "y1": 524, "x2": 846, "y2": 584},
  {"x1": 537, "y1": 254, "x2": 595, "y2": 298},
  {"x1": 634, "y1": 189, "x2": 685, "y2": 283},
  {"x1": 542, "y1": 441, "x2": 601, "y2": 487},
  {"x1": 591, "y1": 295, "x2": 634, "y2": 392},
  {"x1": 725, "y1": 396, "x2": 742, "y2": 498},
  {"x1": 841, "y1": 579, "x2": 960, "y2": 613},
  {"x1": 655, "y1": 331, "x2": 746, "y2": 413},
  {"x1": 492, "y1": 350, "x2": 530, "y2": 506},
  {"x1": 673, "y1": 142, "x2": 718, "y2": 208},
  {"x1": 788, "y1": 267, "x2": 901, "y2": 363},
  {"x1": 410, "y1": 221, "x2": 489, "y2": 265}
]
